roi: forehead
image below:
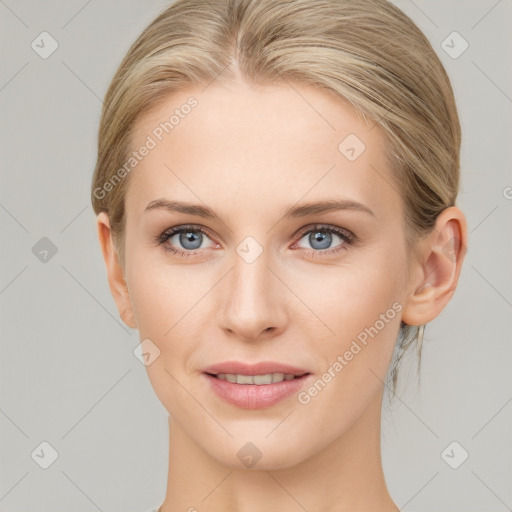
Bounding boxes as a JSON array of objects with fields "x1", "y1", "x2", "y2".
[{"x1": 125, "y1": 80, "x2": 400, "y2": 220}]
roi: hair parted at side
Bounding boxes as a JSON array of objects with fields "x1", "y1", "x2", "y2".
[{"x1": 91, "y1": 0, "x2": 462, "y2": 393}]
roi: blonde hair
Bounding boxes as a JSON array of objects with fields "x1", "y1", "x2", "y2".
[{"x1": 91, "y1": 0, "x2": 462, "y2": 392}]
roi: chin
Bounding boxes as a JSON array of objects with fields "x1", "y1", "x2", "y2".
[{"x1": 205, "y1": 433, "x2": 316, "y2": 472}]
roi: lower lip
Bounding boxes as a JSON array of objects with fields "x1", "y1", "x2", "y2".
[{"x1": 204, "y1": 373, "x2": 311, "y2": 409}]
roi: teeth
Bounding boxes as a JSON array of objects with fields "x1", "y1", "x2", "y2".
[
  {"x1": 216, "y1": 373, "x2": 297, "y2": 384},
  {"x1": 237, "y1": 374, "x2": 254, "y2": 384}
]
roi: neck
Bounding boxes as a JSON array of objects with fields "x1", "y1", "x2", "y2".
[{"x1": 159, "y1": 387, "x2": 397, "y2": 512}]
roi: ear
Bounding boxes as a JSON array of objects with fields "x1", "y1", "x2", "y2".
[
  {"x1": 402, "y1": 206, "x2": 468, "y2": 326},
  {"x1": 96, "y1": 212, "x2": 137, "y2": 329}
]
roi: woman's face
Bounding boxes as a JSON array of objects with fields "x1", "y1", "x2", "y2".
[{"x1": 120, "y1": 80, "x2": 416, "y2": 469}]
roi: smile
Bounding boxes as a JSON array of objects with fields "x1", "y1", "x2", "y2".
[{"x1": 211, "y1": 372, "x2": 300, "y2": 384}]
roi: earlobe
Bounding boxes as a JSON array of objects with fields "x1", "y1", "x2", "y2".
[
  {"x1": 402, "y1": 206, "x2": 467, "y2": 326},
  {"x1": 96, "y1": 212, "x2": 137, "y2": 329}
]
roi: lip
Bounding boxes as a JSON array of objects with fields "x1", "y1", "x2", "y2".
[
  {"x1": 203, "y1": 361, "x2": 310, "y2": 376},
  {"x1": 202, "y1": 361, "x2": 312, "y2": 409}
]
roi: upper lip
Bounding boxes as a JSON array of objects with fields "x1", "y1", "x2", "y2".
[{"x1": 203, "y1": 361, "x2": 310, "y2": 376}]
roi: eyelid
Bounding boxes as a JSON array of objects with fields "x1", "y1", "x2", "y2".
[
  {"x1": 158, "y1": 223, "x2": 215, "y2": 240},
  {"x1": 294, "y1": 223, "x2": 354, "y2": 241},
  {"x1": 290, "y1": 223, "x2": 355, "y2": 255},
  {"x1": 157, "y1": 224, "x2": 219, "y2": 250},
  {"x1": 157, "y1": 223, "x2": 355, "y2": 257}
]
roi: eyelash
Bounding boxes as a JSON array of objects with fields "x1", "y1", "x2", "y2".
[{"x1": 156, "y1": 223, "x2": 355, "y2": 259}]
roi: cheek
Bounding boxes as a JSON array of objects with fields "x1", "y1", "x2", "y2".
[
  {"x1": 294, "y1": 244, "x2": 407, "y2": 411},
  {"x1": 124, "y1": 254, "x2": 206, "y2": 410},
  {"x1": 297, "y1": 254, "x2": 406, "y2": 343},
  {"x1": 125, "y1": 247, "x2": 202, "y2": 336},
  {"x1": 293, "y1": 267, "x2": 404, "y2": 441},
  {"x1": 125, "y1": 251, "x2": 211, "y2": 380}
]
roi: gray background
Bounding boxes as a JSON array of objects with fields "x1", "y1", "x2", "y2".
[{"x1": 1, "y1": 0, "x2": 511, "y2": 511}]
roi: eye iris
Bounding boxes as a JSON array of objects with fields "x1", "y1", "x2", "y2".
[
  {"x1": 310, "y1": 230, "x2": 332, "y2": 250},
  {"x1": 180, "y1": 230, "x2": 202, "y2": 250}
]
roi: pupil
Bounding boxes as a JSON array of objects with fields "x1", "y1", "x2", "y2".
[
  {"x1": 311, "y1": 230, "x2": 331, "y2": 250},
  {"x1": 180, "y1": 231, "x2": 201, "y2": 249}
]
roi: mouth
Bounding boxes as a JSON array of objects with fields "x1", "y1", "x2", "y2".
[
  {"x1": 205, "y1": 372, "x2": 309, "y2": 385},
  {"x1": 202, "y1": 361, "x2": 312, "y2": 409}
]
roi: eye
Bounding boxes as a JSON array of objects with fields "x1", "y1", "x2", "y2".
[
  {"x1": 293, "y1": 224, "x2": 354, "y2": 256},
  {"x1": 157, "y1": 223, "x2": 355, "y2": 258},
  {"x1": 157, "y1": 225, "x2": 217, "y2": 256}
]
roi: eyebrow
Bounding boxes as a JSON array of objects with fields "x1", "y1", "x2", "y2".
[{"x1": 144, "y1": 198, "x2": 375, "y2": 219}]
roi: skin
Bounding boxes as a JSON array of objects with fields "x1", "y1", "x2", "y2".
[{"x1": 96, "y1": 79, "x2": 467, "y2": 511}]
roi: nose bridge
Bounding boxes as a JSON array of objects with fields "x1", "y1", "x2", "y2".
[{"x1": 220, "y1": 239, "x2": 286, "y2": 340}]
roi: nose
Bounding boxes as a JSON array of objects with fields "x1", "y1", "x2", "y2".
[{"x1": 219, "y1": 248, "x2": 288, "y2": 342}]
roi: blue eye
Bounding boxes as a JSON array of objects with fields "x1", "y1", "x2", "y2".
[
  {"x1": 294, "y1": 224, "x2": 354, "y2": 256},
  {"x1": 157, "y1": 225, "x2": 216, "y2": 255},
  {"x1": 157, "y1": 223, "x2": 355, "y2": 258},
  {"x1": 174, "y1": 230, "x2": 202, "y2": 250}
]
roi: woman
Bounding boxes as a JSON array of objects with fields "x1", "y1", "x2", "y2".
[{"x1": 91, "y1": 0, "x2": 467, "y2": 510}]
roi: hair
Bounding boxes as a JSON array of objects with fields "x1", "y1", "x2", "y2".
[{"x1": 91, "y1": 0, "x2": 461, "y2": 394}]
